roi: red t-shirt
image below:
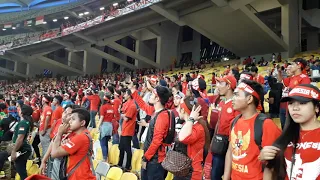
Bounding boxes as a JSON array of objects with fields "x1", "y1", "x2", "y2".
[
  {"x1": 51, "y1": 106, "x2": 63, "y2": 128},
  {"x1": 180, "y1": 123, "x2": 205, "y2": 180},
  {"x1": 87, "y1": 95, "x2": 100, "y2": 111},
  {"x1": 230, "y1": 113, "x2": 281, "y2": 180},
  {"x1": 217, "y1": 99, "x2": 240, "y2": 136},
  {"x1": 39, "y1": 106, "x2": 52, "y2": 131},
  {"x1": 32, "y1": 107, "x2": 41, "y2": 122},
  {"x1": 113, "y1": 98, "x2": 121, "y2": 120},
  {"x1": 182, "y1": 81, "x2": 188, "y2": 95},
  {"x1": 50, "y1": 118, "x2": 62, "y2": 139},
  {"x1": 61, "y1": 129, "x2": 96, "y2": 180},
  {"x1": 253, "y1": 75, "x2": 264, "y2": 85},
  {"x1": 212, "y1": 76, "x2": 216, "y2": 85},
  {"x1": 121, "y1": 99, "x2": 137, "y2": 136},
  {"x1": 284, "y1": 128, "x2": 320, "y2": 180},
  {"x1": 99, "y1": 103, "x2": 114, "y2": 122}
]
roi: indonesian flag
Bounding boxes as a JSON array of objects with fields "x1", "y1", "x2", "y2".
[
  {"x1": 24, "y1": 20, "x2": 33, "y2": 26},
  {"x1": 4, "y1": 23, "x2": 12, "y2": 28},
  {"x1": 35, "y1": 16, "x2": 44, "y2": 25}
]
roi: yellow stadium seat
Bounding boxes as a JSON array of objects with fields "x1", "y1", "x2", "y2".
[
  {"x1": 96, "y1": 148, "x2": 103, "y2": 161},
  {"x1": 120, "y1": 172, "x2": 137, "y2": 180},
  {"x1": 273, "y1": 118, "x2": 281, "y2": 129},
  {"x1": 27, "y1": 164, "x2": 40, "y2": 176},
  {"x1": 131, "y1": 149, "x2": 144, "y2": 173},
  {"x1": 26, "y1": 160, "x2": 33, "y2": 171},
  {"x1": 93, "y1": 159, "x2": 99, "y2": 169},
  {"x1": 106, "y1": 167, "x2": 123, "y2": 180},
  {"x1": 109, "y1": 145, "x2": 120, "y2": 165},
  {"x1": 165, "y1": 172, "x2": 174, "y2": 180},
  {"x1": 15, "y1": 173, "x2": 20, "y2": 180}
]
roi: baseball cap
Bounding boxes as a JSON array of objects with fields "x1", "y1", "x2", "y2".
[
  {"x1": 281, "y1": 84, "x2": 320, "y2": 103},
  {"x1": 216, "y1": 75, "x2": 237, "y2": 89}
]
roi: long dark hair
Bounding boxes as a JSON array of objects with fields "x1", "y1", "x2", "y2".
[
  {"x1": 267, "y1": 100, "x2": 320, "y2": 177},
  {"x1": 183, "y1": 97, "x2": 211, "y2": 151},
  {"x1": 22, "y1": 114, "x2": 34, "y2": 132}
]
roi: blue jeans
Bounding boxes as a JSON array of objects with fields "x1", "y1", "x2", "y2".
[
  {"x1": 100, "y1": 136, "x2": 111, "y2": 160},
  {"x1": 211, "y1": 154, "x2": 225, "y2": 180},
  {"x1": 132, "y1": 134, "x2": 140, "y2": 149},
  {"x1": 112, "y1": 134, "x2": 119, "y2": 144},
  {"x1": 279, "y1": 108, "x2": 286, "y2": 129},
  {"x1": 90, "y1": 110, "x2": 97, "y2": 128},
  {"x1": 141, "y1": 162, "x2": 165, "y2": 180}
]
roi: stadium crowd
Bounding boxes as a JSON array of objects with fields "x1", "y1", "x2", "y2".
[{"x1": 0, "y1": 57, "x2": 320, "y2": 180}]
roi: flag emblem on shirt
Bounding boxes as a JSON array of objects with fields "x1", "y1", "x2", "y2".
[
  {"x1": 65, "y1": 139, "x2": 75, "y2": 148},
  {"x1": 19, "y1": 127, "x2": 25, "y2": 131}
]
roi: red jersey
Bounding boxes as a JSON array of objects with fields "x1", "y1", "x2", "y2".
[
  {"x1": 99, "y1": 103, "x2": 114, "y2": 122},
  {"x1": 182, "y1": 81, "x2": 188, "y2": 95},
  {"x1": 50, "y1": 118, "x2": 62, "y2": 139},
  {"x1": 87, "y1": 95, "x2": 100, "y2": 111},
  {"x1": 253, "y1": 74, "x2": 264, "y2": 85},
  {"x1": 180, "y1": 123, "x2": 206, "y2": 180},
  {"x1": 121, "y1": 99, "x2": 137, "y2": 136},
  {"x1": 112, "y1": 98, "x2": 121, "y2": 120},
  {"x1": 51, "y1": 106, "x2": 63, "y2": 129},
  {"x1": 39, "y1": 106, "x2": 52, "y2": 131},
  {"x1": 230, "y1": 113, "x2": 281, "y2": 180},
  {"x1": 217, "y1": 99, "x2": 240, "y2": 136},
  {"x1": 61, "y1": 130, "x2": 96, "y2": 180},
  {"x1": 284, "y1": 128, "x2": 320, "y2": 180}
]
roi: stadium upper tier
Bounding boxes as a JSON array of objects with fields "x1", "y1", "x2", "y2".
[{"x1": 0, "y1": 0, "x2": 161, "y2": 53}]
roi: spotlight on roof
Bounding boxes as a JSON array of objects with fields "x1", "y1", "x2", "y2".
[
  {"x1": 79, "y1": 13, "x2": 84, "y2": 16},
  {"x1": 12, "y1": 27, "x2": 16, "y2": 29},
  {"x1": 43, "y1": 21, "x2": 47, "y2": 24},
  {"x1": 64, "y1": 17, "x2": 69, "y2": 20},
  {"x1": 53, "y1": 19, "x2": 57, "y2": 22},
  {"x1": 2, "y1": 29, "x2": 6, "y2": 31},
  {"x1": 84, "y1": 12, "x2": 89, "y2": 15},
  {"x1": 127, "y1": 0, "x2": 133, "y2": 2},
  {"x1": 28, "y1": 24, "x2": 32, "y2": 26},
  {"x1": 113, "y1": 3, "x2": 118, "y2": 6},
  {"x1": 100, "y1": 7, "x2": 105, "y2": 10}
]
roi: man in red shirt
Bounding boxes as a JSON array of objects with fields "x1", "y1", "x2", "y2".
[
  {"x1": 39, "y1": 95, "x2": 53, "y2": 157},
  {"x1": 51, "y1": 108, "x2": 95, "y2": 180},
  {"x1": 129, "y1": 83, "x2": 171, "y2": 180},
  {"x1": 117, "y1": 89, "x2": 137, "y2": 171},
  {"x1": 251, "y1": 66, "x2": 265, "y2": 113},
  {"x1": 212, "y1": 72, "x2": 216, "y2": 85},
  {"x1": 223, "y1": 80, "x2": 281, "y2": 180},
  {"x1": 211, "y1": 75, "x2": 239, "y2": 179},
  {"x1": 50, "y1": 95, "x2": 63, "y2": 139},
  {"x1": 112, "y1": 89, "x2": 122, "y2": 144},
  {"x1": 87, "y1": 89, "x2": 100, "y2": 128},
  {"x1": 278, "y1": 58, "x2": 311, "y2": 128}
]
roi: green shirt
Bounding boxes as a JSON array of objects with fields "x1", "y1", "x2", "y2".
[{"x1": 12, "y1": 120, "x2": 32, "y2": 152}]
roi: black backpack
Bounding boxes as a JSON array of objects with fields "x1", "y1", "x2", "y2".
[
  {"x1": 230, "y1": 113, "x2": 268, "y2": 150},
  {"x1": 154, "y1": 109, "x2": 176, "y2": 145},
  {"x1": 59, "y1": 132, "x2": 95, "y2": 180}
]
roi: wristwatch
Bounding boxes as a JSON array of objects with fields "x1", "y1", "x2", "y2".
[{"x1": 188, "y1": 117, "x2": 195, "y2": 123}]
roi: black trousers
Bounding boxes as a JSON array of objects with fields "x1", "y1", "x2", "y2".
[
  {"x1": 14, "y1": 151, "x2": 31, "y2": 180},
  {"x1": 32, "y1": 135, "x2": 41, "y2": 158},
  {"x1": 118, "y1": 136, "x2": 132, "y2": 169}
]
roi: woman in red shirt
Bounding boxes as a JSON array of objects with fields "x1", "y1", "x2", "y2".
[
  {"x1": 177, "y1": 97, "x2": 210, "y2": 180},
  {"x1": 97, "y1": 93, "x2": 114, "y2": 162},
  {"x1": 259, "y1": 84, "x2": 320, "y2": 180}
]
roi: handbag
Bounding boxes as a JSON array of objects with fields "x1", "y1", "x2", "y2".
[
  {"x1": 210, "y1": 105, "x2": 229, "y2": 155},
  {"x1": 161, "y1": 148, "x2": 201, "y2": 177}
]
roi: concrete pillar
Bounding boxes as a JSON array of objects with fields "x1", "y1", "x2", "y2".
[
  {"x1": 84, "y1": 49, "x2": 103, "y2": 75},
  {"x1": 14, "y1": 61, "x2": 26, "y2": 74},
  {"x1": 177, "y1": 27, "x2": 201, "y2": 64},
  {"x1": 26, "y1": 64, "x2": 43, "y2": 78},
  {"x1": 281, "y1": 0, "x2": 301, "y2": 57},
  {"x1": 68, "y1": 51, "x2": 84, "y2": 70},
  {"x1": 136, "y1": 39, "x2": 157, "y2": 69},
  {"x1": 151, "y1": 21, "x2": 180, "y2": 70},
  {"x1": 307, "y1": 30, "x2": 319, "y2": 51},
  {"x1": 120, "y1": 66, "x2": 125, "y2": 73}
]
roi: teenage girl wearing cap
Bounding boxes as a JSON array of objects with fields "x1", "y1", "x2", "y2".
[{"x1": 259, "y1": 84, "x2": 320, "y2": 179}]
